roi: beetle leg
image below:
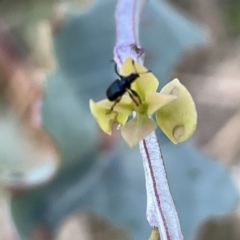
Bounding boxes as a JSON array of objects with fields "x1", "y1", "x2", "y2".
[
  {"x1": 108, "y1": 97, "x2": 122, "y2": 113},
  {"x1": 131, "y1": 89, "x2": 142, "y2": 105},
  {"x1": 127, "y1": 89, "x2": 141, "y2": 106}
]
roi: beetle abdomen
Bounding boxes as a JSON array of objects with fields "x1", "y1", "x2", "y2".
[{"x1": 106, "y1": 80, "x2": 125, "y2": 101}]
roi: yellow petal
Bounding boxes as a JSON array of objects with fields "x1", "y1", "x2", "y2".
[
  {"x1": 146, "y1": 93, "x2": 177, "y2": 116},
  {"x1": 97, "y1": 95, "x2": 134, "y2": 115},
  {"x1": 89, "y1": 99, "x2": 128, "y2": 134},
  {"x1": 156, "y1": 79, "x2": 197, "y2": 143},
  {"x1": 148, "y1": 228, "x2": 160, "y2": 240},
  {"x1": 120, "y1": 58, "x2": 159, "y2": 101},
  {"x1": 121, "y1": 114, "x2": 157, "y2": 147}
]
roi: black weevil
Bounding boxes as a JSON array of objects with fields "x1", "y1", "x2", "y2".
[{"x1": 106, "y1": 60, "x2": 150, "y2": 112}]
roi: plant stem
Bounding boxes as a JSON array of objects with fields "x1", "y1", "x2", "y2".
[
  {"x1": 114, "y1": 0, "x2": 145, "y2": 66},
  {"x1": 114, "y1": 0, "x2": 183, "y2": 239}
]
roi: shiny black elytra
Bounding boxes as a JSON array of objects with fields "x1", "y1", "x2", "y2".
[{"x1": 106, "y1": 60, "x2": 149, "y2": 112}]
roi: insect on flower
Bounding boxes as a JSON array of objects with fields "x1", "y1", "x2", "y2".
[
  {"x1": 106, "y1": 60, "x2": 150, "y2": 112},
  {"x1": 90, "y1": 57, "x2": 197, "y2": 147}
]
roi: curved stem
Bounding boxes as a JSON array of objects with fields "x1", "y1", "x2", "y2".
[
  {"x1": 114, "y1": 0, "x2": 145, "y2": 66},
  {"x1": 114, "y1": 1, "x2": 183, "y2": 239}
]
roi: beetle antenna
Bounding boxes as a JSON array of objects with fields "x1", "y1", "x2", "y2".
[
  {"x1": 112, "y1": 62, "x2": 124, "y2": 79},
  {"x1": 131, "y1": 59, "x2": 151, "y2": 75},
  {"x1": 114, "y1": 63, "x2": 121, "y2": 77},
  {"x1": 131, "y1": 59, "x2": 138, "y2": 74}
]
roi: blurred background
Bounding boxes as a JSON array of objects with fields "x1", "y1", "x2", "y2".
[{"x1": 0, "y1": 0, "x2": 240, "y2": 239}]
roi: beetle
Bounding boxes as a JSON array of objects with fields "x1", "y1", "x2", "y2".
[{"x1": 106, "y1": 59, "x2": 150, "y2": 112}]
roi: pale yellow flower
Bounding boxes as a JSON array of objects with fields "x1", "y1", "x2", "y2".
[{"x1": 89, "y1": 58, "x2": 197, "y2": 147}]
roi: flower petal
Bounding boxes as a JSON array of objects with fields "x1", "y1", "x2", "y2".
[
  {"x1": 121, "y1": 114, "x2": 157, "y2": 147},
  {"x1": 149, "y1": 228, "x2": 160, "y2": 240},
  {"x1": 146, "y1": 93, "x2": 177, "y2": 116},
  {"x1": 89, "y1": 99, "x2": 128, "y2": 134},
  {"x1": 97, "y1": 95, "x2": 134, "y2": 115},
  {"x1": 120, "y1": 58, "x2": 159, "y2": 101},
  {"x1": 156, "y1": 79, "x2": 197, "y2": 143}
]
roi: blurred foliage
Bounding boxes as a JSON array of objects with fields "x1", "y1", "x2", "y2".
[
  {"x1": 0, "y1": 0, "x2": 54, "y2": 21},
  {"x1": 223, "y1": 1, "x2": 240, "y2": 37},
  {"x1": 3, "y1": 0, "x2": 238, "y2": 240}
]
